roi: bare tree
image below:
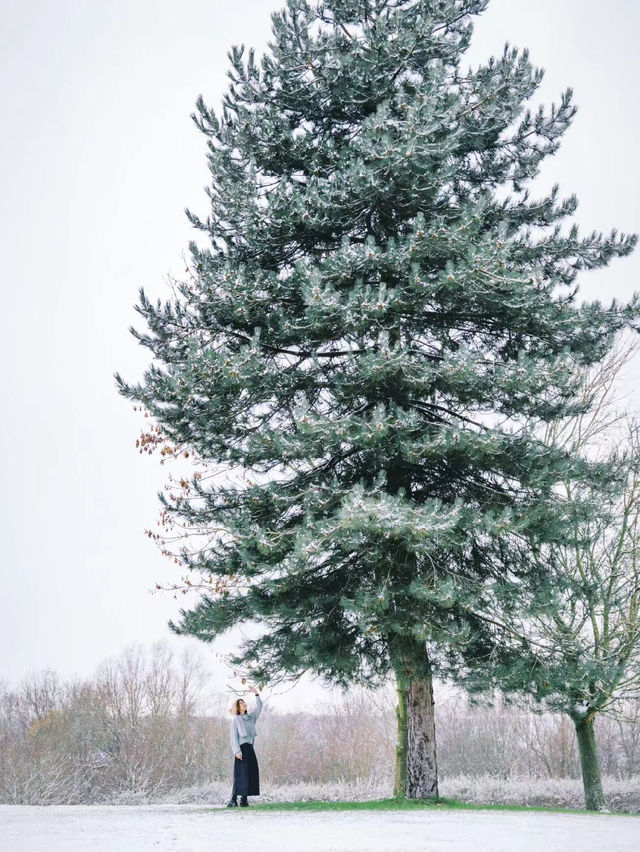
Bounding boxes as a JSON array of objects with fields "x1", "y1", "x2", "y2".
[{"x1": 481, "y1": 338, "x2": 640, "y2": 810}]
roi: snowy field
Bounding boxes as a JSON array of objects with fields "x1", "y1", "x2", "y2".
[{"x1": 1, "y1": 804, "x2": 638, "y2": 852}]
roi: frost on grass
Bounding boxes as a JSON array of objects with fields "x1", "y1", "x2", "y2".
[
  {"x1": 103, "y1": 776, "x2": 640, "y2": 813},
  {"x1": 105, "y1": 780, "x2": 390, "y2": 806},
  {"x1": 440, "y1": 776, "x2": 640, "y2": 813}
]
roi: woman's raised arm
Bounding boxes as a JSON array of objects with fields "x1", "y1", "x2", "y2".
[{"x1": 253, "y1": 692, "x2": 263, "y2": 720}]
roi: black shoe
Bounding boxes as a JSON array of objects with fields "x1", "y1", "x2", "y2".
[
  {"x1": 239, "y1": 797, "x2": 249, "y2": 807},
  {"x1": 226, "y1": 798, "x2": 238, "y2": 807}
]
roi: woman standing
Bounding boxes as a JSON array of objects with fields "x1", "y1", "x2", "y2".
[{"x1": 226, "y1": 684, "x2": 262, "y2": 807}]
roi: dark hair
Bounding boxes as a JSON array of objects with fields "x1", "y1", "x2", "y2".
[{"x1": 230, "y1": 697, "x2": 247, "y2": 715}]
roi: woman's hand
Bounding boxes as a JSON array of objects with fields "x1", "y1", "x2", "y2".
[
  {"x1": 236, "y1": 752, "x2": 242, "y2": 760},
  {"x1": 248, "y1": 685, "x2": 258, "y2": 695}
]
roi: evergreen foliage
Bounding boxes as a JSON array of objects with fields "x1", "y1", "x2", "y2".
[{"x1": 115, "y1": 0, "x2": 638, "y2": 704}]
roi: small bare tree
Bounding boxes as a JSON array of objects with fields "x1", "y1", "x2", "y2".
[{"x1": 479, "y1": 339, "x2": 640, "y2": 810}]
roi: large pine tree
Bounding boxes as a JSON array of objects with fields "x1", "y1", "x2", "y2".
[{"x1": 116, "y1": 0, "x2": 638, "y2": 797}]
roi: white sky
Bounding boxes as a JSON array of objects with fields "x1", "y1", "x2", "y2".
[{"x1": 1, "y1": 0, "x2": 638, "y2": 713}]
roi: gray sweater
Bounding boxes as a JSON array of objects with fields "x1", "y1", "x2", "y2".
[{"x1": 230, "y1": 694, "x2": 263, "y2": 756}]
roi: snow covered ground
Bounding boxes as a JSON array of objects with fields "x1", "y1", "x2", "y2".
[{"x1": 1, "y1": 803, "x2": 638, "y2": 852}]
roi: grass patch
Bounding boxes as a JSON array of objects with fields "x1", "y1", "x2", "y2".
[{"x1": 214, "y1": 796, "x2": 636, "y2": 816}]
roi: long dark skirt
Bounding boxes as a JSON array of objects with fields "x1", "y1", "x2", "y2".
[{"x1": 232, "y1": 742, "x2": 260, "y2": 797}]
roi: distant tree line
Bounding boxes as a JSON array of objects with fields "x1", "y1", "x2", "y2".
[{"x1": 1, "y1": 643, "x2": 639, "y2": 806}]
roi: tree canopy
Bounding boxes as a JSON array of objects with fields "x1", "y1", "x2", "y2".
[{"x1": 115, "y1": 0, "x2": 638, "y2": 715}]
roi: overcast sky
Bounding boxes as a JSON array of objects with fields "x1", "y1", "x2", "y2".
[{"x1": 1, "y1": 0, "x2": 638, "y2": 712}]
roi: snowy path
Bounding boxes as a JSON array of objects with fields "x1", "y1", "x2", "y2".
[{"x1": 1, "y1": 803, "x2": 638, "y2": 851}]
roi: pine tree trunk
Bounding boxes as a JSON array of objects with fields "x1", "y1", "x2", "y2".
[
  {"x1": 393, "y1": 677, "x2": 408, "y2": 797},
  {"x1": 573, "y1": 714, "x2": 606, "y2": 811},
  {"x1": 405, "y1": 671, "x2": 438, "y2": 799},
  {"x1": 390, "y1": 637, "x2": 439, "y2": 799}
]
